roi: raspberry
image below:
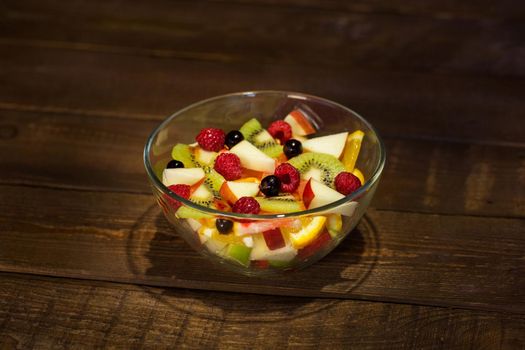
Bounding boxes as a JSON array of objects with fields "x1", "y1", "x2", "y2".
[
  {"x1": 334, "y1": 172, "x2": 361, "y2": 195},
  {"x1": 274, "y1": 163, "x2": 300, "y2": 193},
  {"x1": 214, "y1": 153, "x2": 242, "y2": 180},
  {"x1": 196, "y1": 128, "x2": 226, "y2": 152},
  {"x1": 165, "y1": 184, "x2": 191, "y2": 211},
  {"x1": 268, "y1": 120, "x2": 292, "y2": 144},
  {"x1": 232, "y1": 196, "x2": 260, "y2": 214}
]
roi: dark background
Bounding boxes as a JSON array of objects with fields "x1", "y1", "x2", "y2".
[{"x1": 0, "y1": 1, "x2": 524, "y2": 349}]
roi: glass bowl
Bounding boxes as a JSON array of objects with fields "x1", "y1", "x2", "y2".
[{"x1": 144, "y1": 91, "x2": 385, "y2": 276}]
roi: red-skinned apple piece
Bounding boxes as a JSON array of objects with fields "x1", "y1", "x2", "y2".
[
  {"x1": 302, "y1": 178, "x2": 358, "y2": 216},
  {"x1": 284, "y1": 109, "x2": 316, "y2": 136},
  {"x1": 302, "y1": 178, "x2": 344, "y2": 209},
  {"x1": 263, "y1": 228, "x2": 286, "y2": 250},
  {"x1": 302, "y1": 178, "x2": 316, "y2": 208}
]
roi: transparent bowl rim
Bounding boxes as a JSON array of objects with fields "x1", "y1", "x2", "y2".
[{"x1": 144, "y1": 90, "x2": 386, "y2": 219}]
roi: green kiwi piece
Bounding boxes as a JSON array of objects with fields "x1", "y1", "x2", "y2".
[
  {"x1": 203, "y1": 168, "x2": 225, "y2": 197},
  {"x1": 189, "y1": 184, "x2": 214, "y2": 208},
  {"x1": 239, "y1": 118, "x2": 283, "y2": 158},
  {"x1": 288, "y1": 152, "x2": 345, "y2": 188},
  {"x1": 177, "y1": 185, "x2": 216, "y2": 219},
  {"x1": 256, "y1": 196, "x2": 304, "y2": 213},
  {"x1": 176, "y1": 206, "x2": 213, "y2": 219},
  {"x1": 170, "y1": 143, "x2": 196, "y2": 168}
]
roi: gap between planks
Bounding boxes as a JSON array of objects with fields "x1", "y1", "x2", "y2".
[{"x1": 1, "y1": 269, "x2": 524, "y2": 317}]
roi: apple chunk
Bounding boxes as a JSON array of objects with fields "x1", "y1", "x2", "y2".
[
  {"x1": 303, "y1": 178, "x2": 358, "y2": 217},
  {"x1": 302, "y1": 132, "x2": 348, "y2": 158},
  {"x1": 162, "y1": 168, "x2": 205, "y2": 186},
  {"x1": 250, "y1": 233, "x2": 297, "y2": 262},
  {"x1": 229, "y1": 140, "x2": 276, "y2": 173},
  {"x1": 303, "y1": 178, "x2": 344, "y2": 209},
  {"x1": 284, "y1": 109, "x2": 317, "y2": 136},
  {"x1": 219, "y1": 181, "x2": 260, "y2": 204}
]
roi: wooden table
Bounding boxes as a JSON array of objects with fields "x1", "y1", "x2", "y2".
[{"x1": 1, "y1": 1, "x2": 524, "y2": 348}]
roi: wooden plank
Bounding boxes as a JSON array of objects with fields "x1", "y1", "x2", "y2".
[
  {"x1": 1, "y1": 109, "x2": 523, "y2": 217},
  {"x1": 0, "y1": 185, "x2": 523, "y2": 313},
  {"x1": 0, "y1": 110, "x2": 153, "y2": 193},
  {"x1": 209, "y1": 0, "x2": 525, "y2": 20},
  {"x1": 0, "y1": 46, "x2": 524, "y2": 145},
  {"x1": 2, "y1": 0, "x2": 525, "y2": 78},
  {"x1": 1, "y1": 273, "x2": 524, "y2": 349}
]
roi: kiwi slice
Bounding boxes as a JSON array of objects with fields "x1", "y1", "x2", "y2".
[
  {"x1": 176, "y1": 206, "x2": 213, "y2": 219},
  {"x1": 288, "y1": 152, "x2": 345, "y2": 188},
  {"x1": 171, "y1": 143, "x2": 196, "y2": 168},
  {"x1": 256, "y1": 196, "x2": 304, "y2": 213},
  {"x1": 239, "y1": 118, "x2": 283, "y2": 158},
  {"x1": 176, "y1": 183, "x2": 217, "y2": 219},
  {"x1": 203, "y1": 168, "x2": 225, "y2": 197},
  {"x1": 190, "y1": 184, "x2": 214, "y2": 207},
  {"x1": 170, "y1": 143, "x2": 225, "y2": 197},
  {"x1": 177, "y1": 184, "x2": 216, "y2": 219}
]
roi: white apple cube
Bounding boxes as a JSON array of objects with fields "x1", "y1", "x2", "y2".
[
  {"x1": 250, "y1": 234, "x2": 297, "y2": 262},
  {"x1": 229, "y1": 140, "x2": 276, "y2": 173},
  {"x1": 162, "y1": 167, "x2": 205, "y2": 186},
  {"x1": 302, "y1": 178, "x2": 358, "y2": 217},
  {"x1": 220, "y1": 181, "x2": 260, "y2": 203},
  {"x1": 303, "y1": 178, "x2": 345, "y2": 209},
  {"x1": 302, "y1": 132, "x2": 348, "y2": 158}
]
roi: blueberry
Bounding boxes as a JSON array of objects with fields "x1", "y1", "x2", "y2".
[
  {"x1": 284, "y1": 139, "x2": 302, "y2": 159},
  {"x1": 167, "y1": 160, "x2": 184, "y2": 168},
  {"x1": 225, "y1": 130, "x2": 244, "y2": 149},
  {"x1": 216, "y1": 219, "x2": 233, "y2": 234},
  {"x1": 260, "y1": 175, "x2": 281, "y2": 197}
]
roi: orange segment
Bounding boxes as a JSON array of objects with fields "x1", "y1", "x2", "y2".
[
  {"x1": 341, "y1": 130, "x2": 364, "y2": 171},
  {"x1": 234, "y1": 177, "x2": 260, "y2": 183},
  {"x1": 289, "y1": 216, "x2": 327, "y2": 249}
]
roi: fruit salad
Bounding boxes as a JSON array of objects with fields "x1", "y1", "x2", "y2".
[{"x1": 159, "y1": 107, "x2": 366, "y2": 269}]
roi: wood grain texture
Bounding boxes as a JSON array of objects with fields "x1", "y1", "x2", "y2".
[
  {"x1": 208, "y1": 0, "x2": 525, "y2": 20},
  {"x1": 1, "y1": 184, "x2": 523, "y2": 313},
  {"x1": 0, "y1": 46, "x2": 524, "y2": 146},
  {"x1": 1, "y1": 0, "x2": 524, "y2": 346},
  {"x1": 1, "y1": 273, "x2": 524, "y2": 350},
  {"x1": 1, "y1": 109, "x2": 523, "y2": 217},
  {"x1": 2, "y1": 0, "x2": 525, "y2": 77}
]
